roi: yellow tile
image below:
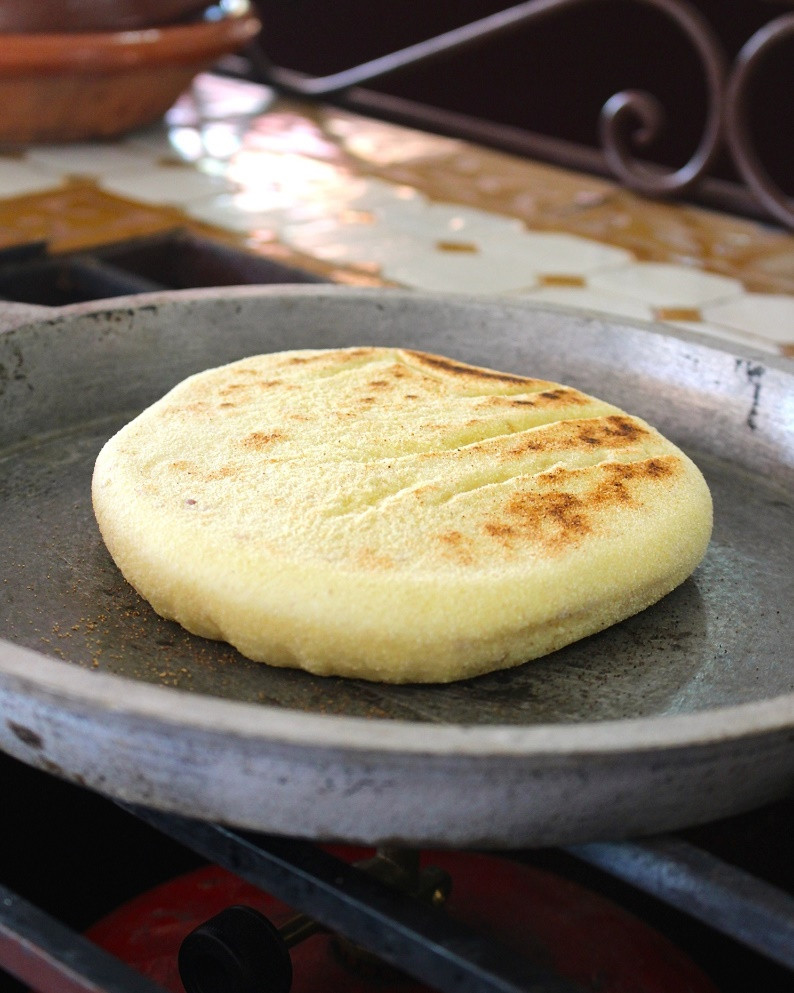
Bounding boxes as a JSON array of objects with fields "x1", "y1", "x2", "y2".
[{"x1": 0, "y1": 183, "x2": 182, "y2": 253}]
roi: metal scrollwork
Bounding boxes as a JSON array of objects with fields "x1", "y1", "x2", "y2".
[
  {"x1": 595, "y1": 0, "x2": 725, "y2": 196},
  {"x1": 255, "y1": 0, "x2": 792, "y2": 229},
  {"x1": 725, "y1": 14, "x2": 794, "y2": 230}
]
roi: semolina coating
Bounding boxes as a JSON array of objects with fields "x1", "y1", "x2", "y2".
[{"x1": 92, "y1": 347, "x2": 713, "y2": 683}]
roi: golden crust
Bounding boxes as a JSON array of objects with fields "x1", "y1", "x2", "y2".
[{"x1": 92, "y1": 347, "x2": 713, "y2": 682}]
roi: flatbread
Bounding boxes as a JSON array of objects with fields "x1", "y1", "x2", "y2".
[{"x1": 92, "y1": 347, "x2": 712, "y2": 683}]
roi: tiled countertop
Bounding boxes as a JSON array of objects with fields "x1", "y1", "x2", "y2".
[{"x1": 1, "y1": 73, "x2": 792, "y2": 357}]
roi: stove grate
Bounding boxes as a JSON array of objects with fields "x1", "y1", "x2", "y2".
[{"x1": 0, "y1": 883, "x2": 170, "y2": 993}]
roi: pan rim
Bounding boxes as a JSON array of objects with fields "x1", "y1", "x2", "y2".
[
  {"x1": 7, "y1": 283, "x2": 793, "y2": 375},
  {"x1": 1, "y1": 638, "x2": 792, "y2": 757}
]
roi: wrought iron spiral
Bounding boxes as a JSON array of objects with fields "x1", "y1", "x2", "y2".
[{"x1": 725, "y1": 14, "x2": 794, "y2": 230}]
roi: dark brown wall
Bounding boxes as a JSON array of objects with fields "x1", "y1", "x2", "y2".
[{"x1": 253, "y1": 1, "x2": 793, "y2": 187}]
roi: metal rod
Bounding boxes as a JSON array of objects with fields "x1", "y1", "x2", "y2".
[
  {"x1": 567, "y1": 836, "x2": 794, "y2": 971},
  {"x1": 128, "y1": 806, "x2": 586, "y2": 993},
  {"x1": 0, "y1": 883, "x2": 170, "y2": 993},
  {"x1": 264, "y1": 0, "x2": 577, "y2": 96}
]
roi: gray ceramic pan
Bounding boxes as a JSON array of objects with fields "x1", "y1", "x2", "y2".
[{"x1": 0, "y1": 286, "x2": 792, "y2": 846}]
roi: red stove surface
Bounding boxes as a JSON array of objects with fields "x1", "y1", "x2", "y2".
[{"x1": 86, "y1": 849, "x2": 719, "y2": 993}]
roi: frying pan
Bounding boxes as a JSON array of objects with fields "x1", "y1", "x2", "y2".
[{"x1": 0, "y1": 286, "x2": 792, "y2": 846}]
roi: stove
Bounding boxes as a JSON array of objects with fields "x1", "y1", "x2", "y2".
[{"x1": 1, "y1": 231, "x2": 792, "y2": 993}]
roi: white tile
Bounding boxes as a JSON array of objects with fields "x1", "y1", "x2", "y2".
[
  {"x1": 701, "y1": 293, "x2": 794, "y2": 345},
  {"x1": 590, "y1": 262, "x2": 743, "y2": 307},
  {"x1": 517, "y1": 285, "x2": 653, "y2": 321},
  {"x1": 134, "y1": 123, "x2": 249, "y2": 166},
  {"x1": 281, "y1": 217, "x2": 421, "y2": 266},
  {"x1": 382, "y1": 248, "x2": 538, "y2": 294},
  {"x1": 381, "y1": 220, "x2": 633, "y2": 273},
  {"x1": 345, "y1": 178, "x2": 430, "y2": 218},
  {"x1": 393, "y1": 202, "x2": 527, "y2": 241},
  {"x1": 223, "y1": 150, "x2": 366, "y2": 207},
  {"x1": 25, "y1": 142, "x2": 157, "y2": 179},
  {"x1": 501, "y1": 232, "x2": 633, "y2": 275},
  {"x1": 185, "y1": 188, "x2": 332, "y2": 234},
  {"x1": 100, "y1": 164, "x2": 234, "y2": 206},
  {"x1": 185, "y1": 193, "x2": 282, "y2": 233},
  {"x1": 187, "y1": 155, "x2": 387, "y2": 235},
  {"x1": 0, "y1": 158, "x2": 62, "y2": 199}
]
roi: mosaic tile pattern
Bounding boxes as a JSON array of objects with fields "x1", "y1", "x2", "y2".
[{"x1": 0, "y1": 74, "x2": 791, "y2": 357}]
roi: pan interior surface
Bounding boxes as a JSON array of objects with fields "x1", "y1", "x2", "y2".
[
  {"x1": 1, "y1": 289, "x2": 792, "y2": 729},
  {"x1": 1, "y1": 414, "x2": 790, "y2": 726}
]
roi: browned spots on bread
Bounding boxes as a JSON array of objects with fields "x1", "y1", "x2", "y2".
[
  {"x1": 482, "y1": 455, "x2": 683, "y2": 554},
  {"x1": 475, "y1": 388, "x2": 589, "y2": 410},
  {"x1": 584, "y1": 458, "x2": 679, "y2": 513},
  {"x1": 240, "y1": 430, "x2": 287, "y2": 449},
  {"x1": 599, "y1": 456, "x2": 678, "y2": 483},
  {"x1": 286, "y1": 347, "x2": 376, "y2": 367},
  {"x1": 503, "y1": 437, "x2": 544, "y2": 456},
  {"x1": 569, "y1": 415, "x2": 648, "y2": 448},
  {"x1": 644, "y1": 457, "x2": 678, "y2": 479},
  {"x1": 487, "y1": 488, "x2": 591, "y2": 553},
  {"x1": 587, "y1": 474, "x2": 634, "y2": 508},
  {"x1": 219, "y1": 379, "x2": 282, "y2": 396},
  {"x1": 204, "y1": 465, "x2": 235, "y2": 481},
  {"x1": 483, "y1": 521, "x2": 517, "y2": 540},
  {"x1": 437, "y1": 529, "x2": 474, "y2": 565},
  {"x1": 597, "y1": 415, "x2": 648, "y2": 441},
  {"x1": 503, "y1": 415, "x2": 649, "y2": 460},
  {"x1": 407, "y1": 350, "x2": 535, "y2": 387}
]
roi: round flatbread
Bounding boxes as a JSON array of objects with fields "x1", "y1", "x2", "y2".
[{"x1": 92, "y1": 347, "x2": 712, "y2": 683}]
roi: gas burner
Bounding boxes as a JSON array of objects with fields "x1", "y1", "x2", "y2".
[{"x1": 87, "y1": 848, "x2": 720, "y2": 993}]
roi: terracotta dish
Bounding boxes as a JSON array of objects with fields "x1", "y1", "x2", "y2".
[
  {"x1": 0, "y1": 0, "x2": 212, "y2": 33},
  {"x1": 0, "y1": 11, "x2": 261, "y2": 144}
]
